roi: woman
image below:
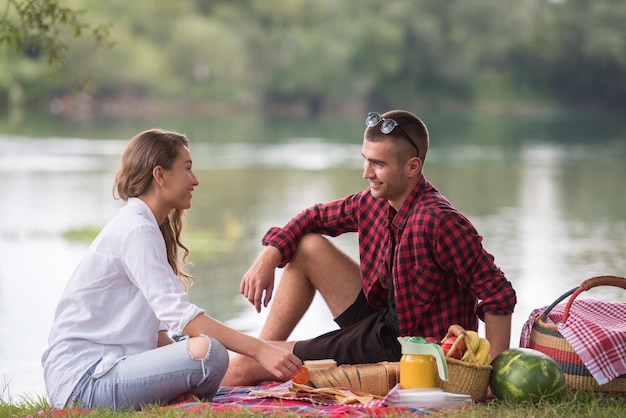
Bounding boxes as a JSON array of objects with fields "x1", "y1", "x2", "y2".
[{"x1": 42, "y1": 129, "x2": 302, "y2": 411}]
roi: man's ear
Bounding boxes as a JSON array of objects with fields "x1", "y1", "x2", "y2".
[{"x1": 407, "y1": 156, "x2": 423, "y2": 177}]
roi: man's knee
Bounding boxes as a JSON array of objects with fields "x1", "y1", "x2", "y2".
[
  {"x1": 286, "y1": 233, "x2": 328, "y2": 273},
  {"x1": 297, "y1": 233, "x2": 327, "y2": 254}
]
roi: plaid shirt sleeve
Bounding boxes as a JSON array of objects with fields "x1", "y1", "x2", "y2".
[{"x1": 262, "y1": 193, "x2": 362, "y2": 267}]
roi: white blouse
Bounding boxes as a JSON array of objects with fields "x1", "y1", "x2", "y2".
[{"x1": 41, "y1": 197, "x2": 205, "y2": 408}]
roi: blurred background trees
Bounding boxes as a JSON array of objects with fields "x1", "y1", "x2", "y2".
[{"x1": 1, "y1": 0, "x2": 625, "y2": 117}]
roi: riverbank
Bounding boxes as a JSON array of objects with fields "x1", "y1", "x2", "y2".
[{"x1": 3, "y1": 93, "x2": 569, "y2": 123}]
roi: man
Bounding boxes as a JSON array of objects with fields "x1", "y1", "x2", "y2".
[{"x1": 222, "y1": 110, "x2": 516, "y2": 386}]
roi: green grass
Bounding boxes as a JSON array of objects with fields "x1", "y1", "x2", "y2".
[
  {"x1": 62, "y1": 227, "x2": 229, "y2": 254},
  {"x1": 2, "y1": 390, "x2": 625, "y2": 418}
]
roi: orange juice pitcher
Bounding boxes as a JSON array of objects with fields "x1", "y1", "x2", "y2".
[{"x1": 397, "y1": 336, "x2": 449, "y2": 389}]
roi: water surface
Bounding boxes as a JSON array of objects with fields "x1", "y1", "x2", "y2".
[{"x1": 1, "y1": 110, "x2": 625, "y2": 401}]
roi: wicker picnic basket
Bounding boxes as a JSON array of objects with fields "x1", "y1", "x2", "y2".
[
  {"x1": 434, "y1": 331, "x2": 492, "y2": 401},
  {"x1": 308, "y1": 330, "x2": 491, "y2": 401},
  {"x1": 528, "y1": 275, "x2": 626, "y2": 393}
]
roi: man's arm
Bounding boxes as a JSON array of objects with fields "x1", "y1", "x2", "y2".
[
  {"x1": 484, "y1": 312, "x2": 511, "y2": 362},
  {"x1": 240, "y1": 245, "x2": 283, "y2": 312}
]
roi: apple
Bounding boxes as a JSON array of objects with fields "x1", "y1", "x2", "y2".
[
  {"x1": 426, "y1": 337, "x2": 438, "y2": 344},
  {"x1": 440, "y1": 336, "x2": 466, "y2": 360}
]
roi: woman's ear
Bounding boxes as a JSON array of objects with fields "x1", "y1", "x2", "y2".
[{"x1": 153, "y1": 166, "x2": 164, "y2": 186}]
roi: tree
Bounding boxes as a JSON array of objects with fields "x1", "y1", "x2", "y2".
[{"x1": 0, "y1": 0, "x2": 111, "y2": 72}]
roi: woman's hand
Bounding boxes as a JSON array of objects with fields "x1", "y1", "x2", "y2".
[{"x1": 255, "y1": 342, "x2": 303, "y2": 381}]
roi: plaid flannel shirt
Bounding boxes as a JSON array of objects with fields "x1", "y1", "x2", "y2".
[{"x1": 262, "y1": 175, "x2": 516, "y2": 339}]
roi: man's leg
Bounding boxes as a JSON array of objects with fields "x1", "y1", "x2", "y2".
[
  {"x1": 258, "y1": 233, "x2": 362, "y2": 340},
  {"x1": 221, "y1": 234, "x2": 362, "y2": 386}
]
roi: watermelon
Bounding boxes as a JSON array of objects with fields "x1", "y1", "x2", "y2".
[{"x1": 490, "y1": 348, "x2": 566, "y2": 403}]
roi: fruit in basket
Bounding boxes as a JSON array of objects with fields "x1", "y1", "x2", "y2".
[
  {"x1": 440, "y1": 336, "x2": 465, "y2": 360},
  {"x1": 474, "y1": 338, "x2": 491, "y2": 365},
  {"x1": 490, "y1": 348, "x2": 566, "y2": 403},
  {"x1": 464, "y1": 330, "x2": 480, "y2": 353},
  {"x1": 460, "y1": 331, "x2": 481, "y2": 362}
]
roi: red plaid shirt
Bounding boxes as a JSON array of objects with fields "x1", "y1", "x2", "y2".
[{"x1": 263, "y1": 175, "x2": 516, "y2": 339}]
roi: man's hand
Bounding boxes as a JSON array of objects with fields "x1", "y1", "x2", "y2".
[{"x1": 240, "y1": 246, "x2": 282, "y2": 312}]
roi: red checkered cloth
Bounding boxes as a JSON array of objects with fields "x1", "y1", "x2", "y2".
[{"x1": 520, "y1": 299, "x2": 626, "y2": 385}]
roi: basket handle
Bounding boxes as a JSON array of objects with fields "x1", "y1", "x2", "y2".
[
  {"x1": 441, "y1": 326, "x2": 480, "y2": 365},
  {"x1": 542, "y1": 275, "x2": 626, "y2": 323}
]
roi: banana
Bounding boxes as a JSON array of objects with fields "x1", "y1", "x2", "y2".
[
  {"x1": 465, "y1": 331, "x2": 480, "y2": 353},
  {"x1": 474, "y1": 338, "x2": 491, "y2": 365},
  {"x1": 460, "y1": 330, "x2": 480, "y2": 362}
]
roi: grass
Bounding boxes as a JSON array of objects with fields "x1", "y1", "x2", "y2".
[
  {"x1": 2, "y1": 390, "x2": 625, "y2": 418},
  {"x1": 61, "y1": 227, "x2": 231, "y2": 260}
]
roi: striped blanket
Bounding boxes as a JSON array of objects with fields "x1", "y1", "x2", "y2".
[
  {"x1": 171, "y1": 382, "x2": 434, "y2": 416},
  {"x1": 35, "y1": 382, "x2": 436, "y2": 416}
]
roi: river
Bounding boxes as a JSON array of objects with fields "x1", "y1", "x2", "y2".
[{"x1": 1, "y1": 109, "x2": 625, "y2": 401}]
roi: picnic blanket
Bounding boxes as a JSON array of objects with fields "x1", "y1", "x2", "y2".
[
  {"x1": 520, "y1": 299, "x2": 626, "y2": 385},
  {"x1": 32, "y1": 381, "x2": 438, "y2": 416},
  {"x1": 177, "y1": 381, "x2": 435, "y2": 416}
]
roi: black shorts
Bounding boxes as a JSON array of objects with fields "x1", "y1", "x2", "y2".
[{"x1": 292, "y1": 291, "x2": 401, "y2": 364}]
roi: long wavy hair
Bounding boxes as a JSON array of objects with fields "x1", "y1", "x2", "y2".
[{"x1": 113, "y1": 129, "x2": 194, "y2": 290}]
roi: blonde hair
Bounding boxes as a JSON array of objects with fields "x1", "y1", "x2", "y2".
[{"x1": 113, "y1": 129, "x2": 194, "y2": 290}]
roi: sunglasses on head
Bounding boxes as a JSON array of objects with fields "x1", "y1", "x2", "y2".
[{"x1": 365, "y1": 112, "x2": 420, "y2": 157}]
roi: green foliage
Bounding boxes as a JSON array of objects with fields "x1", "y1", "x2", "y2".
[
  {"x1": 62, "y1": 226, "x2": 100, "y2": 241},
  {"x1": 0, "y1": 0, "x2": 112, "y2": 71},
  {"x1": 1, "y1": 0, "x2": 625, "y2": 112},
  {"x1": 62, "y1": 226, "x2": 225, "y2": 262},
  {"x1": 508, "y1": 0, "x2": 626, "y2": 107}
]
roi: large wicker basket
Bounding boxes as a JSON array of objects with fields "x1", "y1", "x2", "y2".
[{"x1": 528, "y1": 275, "x2": 626, "y2": 393}]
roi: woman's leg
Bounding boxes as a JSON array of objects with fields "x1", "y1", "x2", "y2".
[{"x1": 71, "y1": 336, "x2": 228, "y2": 411}]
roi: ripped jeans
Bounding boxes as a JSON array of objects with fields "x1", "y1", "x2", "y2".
[{"x1": 67, "y1": 336, "x2": 228, "y2": 411}]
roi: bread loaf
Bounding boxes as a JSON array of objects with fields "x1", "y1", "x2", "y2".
[{"x1": 308, "y1": 362, "x2": 400, "y2": 397}]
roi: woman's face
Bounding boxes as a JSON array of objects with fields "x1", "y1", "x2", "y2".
[{"x1": 160, "y1": 145, "x2": 199, "y2": 210}]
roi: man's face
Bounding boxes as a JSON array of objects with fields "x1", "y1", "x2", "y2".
[{"x1": 361, "y1": 139, "x2": 414, "y2": 209}]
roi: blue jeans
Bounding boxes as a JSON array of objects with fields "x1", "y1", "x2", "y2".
[{"x1": 67, "y1": 336, "x2": 228, "y2": 411}]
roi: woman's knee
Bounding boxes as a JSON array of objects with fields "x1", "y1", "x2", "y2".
[
  {"x1": 188, "y1": 336, "x2": 228, "y2": 364},
  {"x1": 188, "y1": 336, "x2": 209, "y2": 359}
]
